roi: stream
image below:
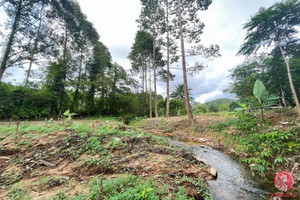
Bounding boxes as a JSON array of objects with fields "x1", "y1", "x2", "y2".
[
  {"x1": 161, "y1": 136, "x2": 276, "y2": 200},
  {"x1": 191, "y1": 145, "x2": 275, "y2": 200}
]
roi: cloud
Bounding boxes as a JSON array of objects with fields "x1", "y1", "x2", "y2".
[{"x1": 1, "y1": 0, "x2": 281, "y2": 103}]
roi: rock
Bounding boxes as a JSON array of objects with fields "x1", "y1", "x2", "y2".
[
  {"x1": 195, "y1": 156, "x2": 205, "y2": 163},
  {"x1": 197, "y1": 138, "x2": 208, "y2": 143},
  {"x1": 208, "y1": 167, "x2": 218, "y2": 179},
  {"x1": 113, "y1": 137, "x2": 121, "y2": 142}
]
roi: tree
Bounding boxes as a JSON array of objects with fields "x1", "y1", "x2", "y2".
[
  {"x1": 169, "y1": 0, "x2": 219, "y2": 120},
  {"x1": 238, "y1": 0, "x2": 300, "y2": 116},
  {"x1": 23, "y1": 1, "x2": 48, "y2": 88},
  {"x1": 138, "y1": 0, "x2": 166, "y2": 118},
  {"x1": 227, "y1": 59, "x2": 262, "y2": 100},
  {"x1": 87, "y1": 41, "x2": 111, "y2": 115},
  {"x1": 171, "y1": 84, "x2": 194, "y2": 103},
  {"x1": 0, "y1": 0, "x2": 39, "y2": 81},
  {"x1": 128, "y1": 30, "x2": 153, "y2": 93},
  {"x1": 162, "y1": 0, "x2": 179, "y2": 118}
]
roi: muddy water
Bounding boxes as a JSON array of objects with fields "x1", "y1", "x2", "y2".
[{"x1": 161, "y1": 137, "x2": 276, "y2": 200}]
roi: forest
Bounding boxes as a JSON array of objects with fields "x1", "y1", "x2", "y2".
[{"x1": 0, "y1": 0, "x2": 299, "y2": 199}]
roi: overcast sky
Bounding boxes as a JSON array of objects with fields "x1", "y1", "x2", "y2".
[
  {"x1": 76, "y1": 0, "x2": 279, "y2": 103},
  {"x1": 1, "y1": 0, "x2": 280, "y2": 103}
]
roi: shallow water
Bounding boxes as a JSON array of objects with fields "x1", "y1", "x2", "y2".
[
  {"x1": 191, "y1": 145, "x2": 275, "y2": 200},
  {"x1": 161, "y1": 137, "x2": 277, "y2": 200}
]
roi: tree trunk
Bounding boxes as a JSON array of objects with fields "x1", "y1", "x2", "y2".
[
  {"x1": 142, "y1": 61, "x2": 145, "y2": 93},
  {"x1": 279, "y1": 82, "x2": 286, "y2": 108},
  {"x1": 149, "y1": 64, "x2": 152, "y2": 118},
  {"x1": 24, "y1": 3, "x2": 45, "y2": 89},
  {"x1": 59, "y1": 22, "x2": 68, "y2": 116},
  {"x1": 177, "y1": 0, "x2": 193, "y2": 120},
  {"x1": 0, "y1": 0, "x2": 22, "y2": 82},
  {"x1": 279, "y1": 45, "x2": 300, "y2": 116},
  {"x1": 73, "y1": 50, "x2": 83, "y2": 112},
  {"x1": 153, "y1": 38, "x2": 159, "y2": 118},
  {"x1": 166, "y1": 2, "x2": 170, "y2": 119},
  {"x1": 144, "y1": 59, "x2": 148, "y2": 93}
]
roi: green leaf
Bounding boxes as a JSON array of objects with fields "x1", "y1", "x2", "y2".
[
  {"x1": 253, "y1": 80, "x2": 266, "y2": 101},
  {"x1": 63, "y1": 110, "x2": 70, "y2": 116}
]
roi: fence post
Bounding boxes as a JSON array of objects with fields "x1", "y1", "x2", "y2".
[{"x1": 15, "y1": 122, "x2": 20, "y2": 143}]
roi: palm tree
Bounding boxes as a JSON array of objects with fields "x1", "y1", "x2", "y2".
[{"x1": 171, "y1": 84, "x2": 194, "y2": 103}]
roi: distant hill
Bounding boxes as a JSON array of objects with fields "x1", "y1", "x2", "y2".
[{"x1": 204, "y1": 98, "x2": 235, "y2": 107}]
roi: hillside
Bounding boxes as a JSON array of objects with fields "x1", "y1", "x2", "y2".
[{"x1": 203, "y1": 98, "x2": 235, "y2": 107}]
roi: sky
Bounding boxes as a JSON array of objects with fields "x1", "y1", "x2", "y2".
[
  {"x1": 76, "y1": 0, "x2": 279, "y2": 103},
  {"x1": 1, "y1": 0, "x2": 280, "y2": 103}
]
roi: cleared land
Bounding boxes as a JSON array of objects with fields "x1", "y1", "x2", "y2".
[{"x1": 0, "y1": 120, "x2": 214, "y2": 199}]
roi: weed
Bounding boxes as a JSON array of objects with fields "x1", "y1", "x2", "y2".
[
  {"x1": 105, "y1": 138, "x2": 126, "y2": 150},
  {"x1": 0, "y1": 172, "x2": 22, "y2": 188},
  {"x1": 175, "y1": 176, "x2": 212, "y2": 199},
  {"x1": 80, "y1": 156, "x2": 115, "y2": 171},
  {"x1": 8, "y1": 182, "x2": 31, "y2": 200},
  {"x1": 89, "y1": 175, "x2": 164, "y2": 199},
  {"x1": 49, "y1": 190, "x2": 68, "y2": 200},
  {"x1": 238, "y1": 129, "x2": 299, "y2": 175}
]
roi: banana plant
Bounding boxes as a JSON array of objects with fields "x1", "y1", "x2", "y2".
[
  {"x1": 63, "y1": 110, "x2": 77, "y2": 124},
  {"x1": 253, "y1": 80, "x2": 278, "y2": 123}
]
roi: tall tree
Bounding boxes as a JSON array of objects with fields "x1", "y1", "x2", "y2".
[
  {"x1": 162, "y1": 0, "x2": 179, "y2": 118},
  {"x1": 170, "y1": 0, "x2": 219, "y2": 120},
  {"x1": 139, "y1": 0, "x2": 166, "y2": 118},
  {"x1": 0, "y1": 0, "x2": 39, "y2": 81},
  {"x1": 238, "y1": 0, "x2": 300, "y2": 116},
  {"x1": 23, "y1": 1, "x2": 47, "y2": 88},
  {"x1": 87, "y1": 41, "x2": 111, "y2": 115}
]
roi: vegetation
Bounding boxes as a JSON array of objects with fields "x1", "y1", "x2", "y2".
[
  {"x1": 193, "y1": 98, "x2": 235, "y2": 114},
  {"x1": 237, "y1": 0, "x2": 300, "y2": 116},
  {"x1": 209, "y1": 113, "x2": 300, "y2": 176},
  {"x1": 0, "y1": 120, "x2": 213, "y2": 199},
  {"x1": 1, "y1": 0, "x2": 300, "y2": 198}
]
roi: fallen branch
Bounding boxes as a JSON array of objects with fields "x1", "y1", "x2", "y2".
[{"x1": 39, "y1": 160, "x2": 57, "y2": 167}]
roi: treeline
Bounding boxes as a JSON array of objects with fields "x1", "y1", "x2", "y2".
[
  {"x1": 193, "y1": 98, "x2": 236, "y2": 113},
  {"x1": 227, "y1": 54, "x2": 300, "y2": 108},
  {"x1": 0, "y1": 0, "x2": 221, "y2": 120},
  {"x1": 0, "y1": 0, "x2": 140, "y2": 119}
]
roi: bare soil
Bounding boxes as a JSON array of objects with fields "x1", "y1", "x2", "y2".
[{"x1": 0, "y1": 120, "x2": 214, "y2": 199}]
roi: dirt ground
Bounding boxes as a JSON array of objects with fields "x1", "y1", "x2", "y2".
[
  {"x1": 0, "y1": 120, "x2": 215, "y2": 199},
  {"x1": 134, "y1": 115, "x2": 228, "y2": 149}
]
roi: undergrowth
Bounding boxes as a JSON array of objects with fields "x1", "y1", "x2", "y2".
[{"x1": 209, "y1": 114, "x2": 300, "y2": 175}]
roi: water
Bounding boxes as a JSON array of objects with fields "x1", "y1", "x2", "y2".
[
  {"x1": 191, "y1": 145, "x2": 274, "y2": 200},
  {"x1": 158, "y1": 136, "x2": 276, "y2": 200}
]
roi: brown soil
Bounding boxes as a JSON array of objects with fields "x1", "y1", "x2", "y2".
[
  {"x1": 0, "y1": 120, "x2": 214, "y2": 199},
  {"x1": 135, "y1": 115, "x2": 228, "y2": 149}
]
